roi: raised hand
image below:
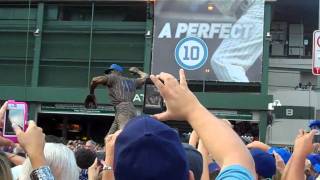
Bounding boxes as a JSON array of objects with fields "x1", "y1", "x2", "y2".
[
  {"x1": 0, "y1": 101, "x2": 15, "y2": 147},
  {"x1": 88, "y1": 159, "x2": 102, "y2": 180},
  {"x1": 273, "y1": 151, "x2": 285, "y2": 174},
  {"x1": 293, "y1": 129, "x2": 317, "y2": 158},
  {"x1": 85, "y1": 94, "x2": 97, "y2": 109},
  {"x1": 150, "y1": 69, "x2": 202, "y2": 121},
  {"x1": 0, "y1": 101, "x2": 8, "y2": 128},
  {"x1": 129, "y1": 67, "x2": 140, "y2": 74},
  {"x1": 282, "y1": 130, "x2": 318, "y2": 180},
  {"x1": 14, "y1": 121, "x2": 46, "y2": 169},
  {"x1": 104, "y1": 130, "x2": 122, "y2": 166}
]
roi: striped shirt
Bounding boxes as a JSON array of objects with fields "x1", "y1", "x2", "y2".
[{"x1": 104, "y1": 74, "x2": 144, "y2": 106}]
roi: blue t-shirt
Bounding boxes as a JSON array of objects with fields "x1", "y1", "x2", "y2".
[{"x1": 216, "y1": 165, "x2": 254, "y2": 180}]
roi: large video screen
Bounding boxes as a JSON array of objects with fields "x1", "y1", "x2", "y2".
[{"x1": 152, "y1": 0, "x2": 265, "y2": 83}]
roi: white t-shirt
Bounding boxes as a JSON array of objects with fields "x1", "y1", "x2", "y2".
[{"x1": 11, "y1": 165, "x2": 22, "y2": 180}]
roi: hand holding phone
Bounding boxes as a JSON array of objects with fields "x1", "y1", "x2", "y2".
[
  {"x1": 14, "y1": 121, "x2": 46, "y2": 169},
  {"x1": 313, "y1": 131, "x2": 320, "y2": 143},
  {"x1": 96, "y1": 151, "x2": 106, "y2": 166},
  {"x1": 88, "y1": 159, "x2": 103, "y2": 180},
  {"x1": 0, "y1": 101, "x2": 8, "y2": 128},
  {"x1": 3, "y1": 100, "x2": 28, "y2": 143},
  {"x1": 309, "y1": 120, "x2": 320, "y2": 143}
]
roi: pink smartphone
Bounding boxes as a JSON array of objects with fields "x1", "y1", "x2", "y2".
[{"x1": 2, "y1": 100, "x2": 28, "y2": 143}]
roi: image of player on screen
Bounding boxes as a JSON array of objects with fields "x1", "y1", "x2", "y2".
[
  {"x1": 210, "y1": 0, "x2": 264, "y2": 82},
  {"x1": 4, "y1": 109, "x2": 24, "y2": 135},
  {"x1": 145, "y1": 86, "x2": 162, "y2": 108}
]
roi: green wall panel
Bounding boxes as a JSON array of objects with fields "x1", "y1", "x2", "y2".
[
  {"x1": 0, "y1": 32, "x2": 34, "y2": 59},
  {"x1": 0, "y1": 32, "x2": 34, "y2": 86},
  {"x1": 41, "y1": 34, "x2": 144, "y2": 60},
  {"x1": 91, "y1": 34, "x2": 145, "y2": 61},
  {"x1": 0, "y1": 20, "x2": 36, "y2": 32},
  {"x1": 41, "y1": 33, "x2": 90, "y2": 60},
  {"x1": 0, "y1": 64, "x2": 32, "y2": 86},
  {"x1": 43, "y1": 21, "x2": 146, "y2": 32},
  {"x1": 39, "y1": 32, "x2": 145, "y2": 88},
  {"x1": 0, "y1": 7, "x2": 37, "y2": 20},
  {"x1": 38, "y1": 65, "x2": 88, "y2": 87},
  {"x1": 45, "y1": 5, "x2": 58, "y2": 20}
]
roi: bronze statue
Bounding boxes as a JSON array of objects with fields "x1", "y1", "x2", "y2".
[{"x1": 85, "y1": 64, "x2": 148, "y2": 134}]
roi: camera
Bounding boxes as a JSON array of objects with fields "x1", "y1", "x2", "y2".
[{"x1": 33, "y1": 28, "x2": 40, "y2": 37}]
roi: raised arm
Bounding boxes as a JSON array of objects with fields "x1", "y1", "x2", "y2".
[
  {"x1": 85, "y1": 75, "x2": 109, "y2": 109},
  {"x1": 150, "y1": 69, "x2": 256, "y2": 178},
  {"x1": 129, "y1": 67, "x2": 148, "y2": 87},
  {"x1": 5, "y1": 152, "x2": 26, "y2": 166},
  {"x1": 282, "y1": 130, "x2": 316, "y2": 180},
  {"x1": 189, "y1": 130, "x2": 199, "y2": 148},
  {"x1": 198, "y1": 140, "x2": 210, "y2": 180},
  {"x1": 90, "y1": 76, "x2": 108, "y2": 94},
  {"x1": 101, "y1": 130, "x2": 121, "y2": 180},
  {"x1": 247, "y1": 141, "x2": 271, "y2": 152},
  {"x1": 14, "y1": 121, "x2": 55, "y2": 180}
]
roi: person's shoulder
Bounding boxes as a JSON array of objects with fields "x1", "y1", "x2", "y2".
[
  {"x1": 105, "y1": 73, "x2": 120, "y2": 80},
  {"x1": 216, "y1": 165, "x2": 254, "y2": 180},
  {"x1": 120, "y1": 76, "x2": 136, "y2": 82}
]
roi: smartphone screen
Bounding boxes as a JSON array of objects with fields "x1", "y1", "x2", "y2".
[
  {"x1": 4, "y1": 109, "x2": 24, "y2": 135},
  {"x1": 145, "y1": 84, "x2": 162, "y2": 109},
  {"x1": 96, "y1": 151, "x2": 105, "y2": 161},
  {"x1": 143, "y1": 78, "x2": 163, "y2": 114},
  {"x1": 314, "y1": 134, "x2": 320, "y2": 143},
  {"x1": 313, "y1": 129, "x2": 320, "y2": 143}
]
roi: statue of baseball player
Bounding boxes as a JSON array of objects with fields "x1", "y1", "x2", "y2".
[
  {"x1": 211, "y1": 0, "x2": 264, "y2": 82},
  {"x1": 84, "y1": 64, "x2": 148, "y2": 134}
]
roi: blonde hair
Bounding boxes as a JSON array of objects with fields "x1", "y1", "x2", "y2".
[
  {"x1": 0, "y1": 152, "x2": 13, "y2": 180},
  {"x1": 19, "y1": 143, "x2": 79, "y2": 180}
]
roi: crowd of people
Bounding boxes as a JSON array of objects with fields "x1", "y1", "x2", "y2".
[{"x1": 0, "y1": 69, "x2": 319, "y2": 180}]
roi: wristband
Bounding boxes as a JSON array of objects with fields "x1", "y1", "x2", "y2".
[
  {"x1": 102, "y1": 165, "x2": 113, "y2": 171},
  {"x1": 30, "y1": 166, "x2": 54, "y2": 180}
]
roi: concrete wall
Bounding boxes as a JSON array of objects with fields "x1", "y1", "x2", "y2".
[
  {"x1": 266, "y1": 119, "x2": 310, "y2": 145},
  {"x1": 267, "y1": 57, "x2": 319, "y2": 145},
  {"x1": 269, "y1": 58, "x2": 312, "y2": 70},
  {"x1": 270, "y1": 90, "x2": 317, "y2": 107},
  {"x1": 268, "y1": 69, "x2": 300, "y2": 89},
  {"x1": 266, "y1": 90, "x2": 317, "y2": 145}
]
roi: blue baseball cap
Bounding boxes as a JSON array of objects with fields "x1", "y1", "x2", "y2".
[
  {"x1": 250, "y1": 148, "x2": 276, "y2": 178},
  {"x1": 268, "y1": 147, "x2": 291, "y2": 164},
  {"x1": 182, "y1": 143, "x2": 203, "y2": 180},
  {"x1": 309, "y1": 120, "x2": 320, "y2": 129},
  {"x1": 114, "y1": 116, "x2": 189, "y2": 180},
  {"x1": 307, "y1": 154, "x2": 320, "y2": 173},
  {"x1": 105, "y1": 64, "x2": 123, "y2": 74},
  {"x1": 208, "y1": 162, "x2": 220, "y2": 173}
]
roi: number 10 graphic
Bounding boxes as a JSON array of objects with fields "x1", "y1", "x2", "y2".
[
  {"x1": 183, "y1": 46, "x2": 200, "y2": 60},
  {"x1": 175, "y1": 37, "x2": 208, "y2": 70}
]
